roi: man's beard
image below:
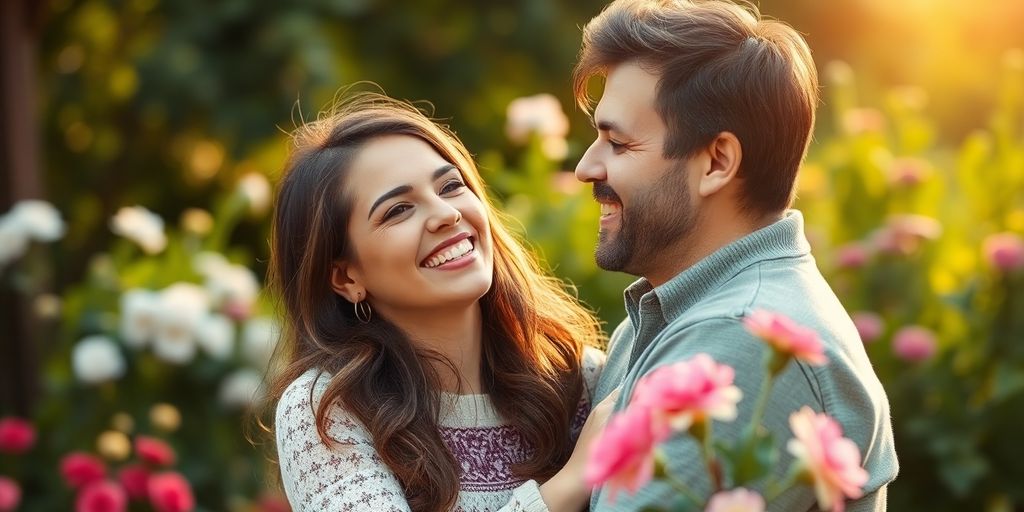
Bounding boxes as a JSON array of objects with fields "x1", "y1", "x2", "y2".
[{"x1": 593, "y1": 163, "x2": 698, "y2": 276}]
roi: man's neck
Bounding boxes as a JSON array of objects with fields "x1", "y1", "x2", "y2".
[{"x1": 645, "y1": 209, "x2": 783, "y2": 288}]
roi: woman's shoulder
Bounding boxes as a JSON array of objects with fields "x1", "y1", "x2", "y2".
[{"x1": 275, "y1": 368, "x2": 372, "y2": 445}]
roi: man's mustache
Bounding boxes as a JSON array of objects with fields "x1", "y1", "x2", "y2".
[{"x1": 592, "y1": 182, "x2": 622, "y2": 204}]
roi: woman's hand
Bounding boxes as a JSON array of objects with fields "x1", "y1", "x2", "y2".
[{"x1": 539, "y1": 387, "x2": 622, "y2": 511}]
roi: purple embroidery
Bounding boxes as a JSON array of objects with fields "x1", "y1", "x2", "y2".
[
  {"x1": 441, "y1": 425, "x2": 532, "y2": 492},
  {"x1": 440, "y1": 399, "x2": 593, "y2": 493}
]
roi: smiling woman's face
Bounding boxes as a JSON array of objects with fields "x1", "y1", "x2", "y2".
[{"x1": 337, "y1": 134, "x2": 494, "y2": 316}]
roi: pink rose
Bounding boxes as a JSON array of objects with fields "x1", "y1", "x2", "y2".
[
  {"x1": 148, "y1": 472, "x2": 195, "y2": 512},
  {"x1": 743, "y1": 310, "x2": 828, "y2": 366},
  {"x1": 75, "y1": 480, "x2": 127, "y2": 512},
  {"x1": 850, "y1": 312, "x2": 884, "y2": 344},
  {"x1": 0, "y1": 476, "x2": 21, "y2": 512},
  {"x1": 835, "y1": 243, "x2": 870, "y2": 270},
  {"x1": 631, "y1": 354, "x2": 743, "y2": 434},
  {"x1": 983, "y1": 232, "x2": 1024, "y2": 273},
  {"x1": 585, "y1": 407, "x2": 664, "y2": 502},
  {"x1": 705, "y1": 487, "x2": 766, "y2": 512},
  {"x1": 892, "y1": 326, "x2": 937, "y2": 362},
  {"x1": 0, "y1": 416, "x2": 36, "y2": 454},
  {"x1": 61, "y1": 452, "x2": 107, "y2": 488},
  {"x1": 135, "y1": 436, "x2": 176, "y2": 467},
  {"x1": 787, "y1": 407, "x2": 868, "y2": 512},
  {"x1": 118, "y1": 464, "x2": 151, "y2": 500}
]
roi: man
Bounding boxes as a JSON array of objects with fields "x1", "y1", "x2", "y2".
[{"x1": 573, "y1": 0, "x2": 898, "y2": 510}]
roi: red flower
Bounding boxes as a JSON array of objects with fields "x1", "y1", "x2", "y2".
[
  {"x1": 135, "y1": 436, "x2": 176, "y2": 467},
  {"x1": 0, "y1": 476, "x2": 21, "y2": 512},
  {"x1": 148, "y1": 472, "x2": 195, "y2": 512},
  {"x1": 257, "y1": 493, "x2": 291, "y2": 512},
  {"x1": 61, "y1": 452, "x2": 107, "y2": 488},
  {"x1": 75, "y1": 480, "x2": 127, "y2": 512},
  {"x1": 0, "y1": 416, "x2": 36, "y2": 454},
  {"x1": 118, "y1": 464, "x2": 151, "y2": 500}
]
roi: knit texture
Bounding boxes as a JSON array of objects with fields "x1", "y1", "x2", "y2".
[{"x1": 277, "y1": 346, "x2": 605, "y2": 511}]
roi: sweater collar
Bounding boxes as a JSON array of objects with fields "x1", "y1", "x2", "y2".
[{"x1": 623, "y1": 210, "x2": 812, "y2": 325}]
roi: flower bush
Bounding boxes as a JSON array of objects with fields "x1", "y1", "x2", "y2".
[{"x1": 585, "y1": 310, "x2": 867, "y2": 511}]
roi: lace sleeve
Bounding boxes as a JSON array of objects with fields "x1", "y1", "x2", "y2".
[{"x1": 276, "y1": 371, "x2": 412, "y2": 512}]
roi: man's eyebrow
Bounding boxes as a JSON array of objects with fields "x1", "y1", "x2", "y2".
[{"x1": 367, "y1": 164, "x2": 459, "y2": 220}]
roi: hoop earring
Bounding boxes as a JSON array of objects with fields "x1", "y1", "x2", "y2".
[{"x1": 354, "y1": 297, "x2": 372, "y2": 324}]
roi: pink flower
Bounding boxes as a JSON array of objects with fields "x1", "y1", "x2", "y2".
[
  {"x1": 61, "y1": 452, "x2": 107, "y2": 488},
  {"x1": 983, "y1": 232, "x2": 1024, "y2": 273},
  {"x1": 743, "y1": 310, "x2": 828, "y2": 366},
  {"x1": 0, "y1": 416, "x2": 36, "y2": 454},
  {"x1": 585, "y1": 407, "x2": 663, "y2": 502},
  {"x1": 850, "y1": 312, "x2": 884, "y2": 344},
  {"x1": 787, "y1": 407, "x2": 868, "y2": 512},
  {"x1": 135, "y1": 436, "x2": 176, "y2": 467},
  {"x1": 75, "y1": 480, "x2": 127, "y2": 512},
  {"x1": 892, "y1": 326, "x2": 937, "y2": 362},
  {"x1": 886, "y1": 158, "x2": 929, "y2": 187},
  {"x1": 118, "y1": 464, "x2": 151, "y2": 500},
  {"x1": 835, "y1": 243, "x2": 870, "y2": 270},
  {"x1": 148, "y1": 472, "x2": 194, "y2": 512},
  {"x1": 632, "y1": 354, "x2": 743, "y2": 434},
  {"x1": 0, "y1": 476, "x2": 21, "y2": 512},
  {"x1": 841, "y1": 108, "x2": 886, "y2": 135},
  {"x1": 872, "y1": 215, "x2": 942, "y2": 256},
  {"x1": 705, "y1": 488, "x2": 766, "y2": 512}
]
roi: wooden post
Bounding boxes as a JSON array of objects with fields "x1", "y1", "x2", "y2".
[{"x1": 0, "y1": 0, "x2": 46, "y2": 416}]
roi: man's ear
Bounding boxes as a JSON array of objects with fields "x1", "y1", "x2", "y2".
[
  {"x1": 330, "y1": 261, "x2": 365, "y2": 303},
  {"x1": 697, "y1": 131, "x2": 742, "y2": 198}
]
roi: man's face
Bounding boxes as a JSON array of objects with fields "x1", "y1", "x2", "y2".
[{"x1": 575, "y1": 61, "x2": 702, "y2": 279}]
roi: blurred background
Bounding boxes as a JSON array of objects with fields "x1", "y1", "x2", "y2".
[{"x1": 1, "y1": 0, "x2": 1023, "y2": 510}]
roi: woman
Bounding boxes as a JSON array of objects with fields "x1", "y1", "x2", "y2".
[{"x1": 268, "y1": 92, "x2": 609, "y2": 511}]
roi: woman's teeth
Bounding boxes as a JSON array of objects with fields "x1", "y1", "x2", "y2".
[{"x1": 424, "y1": 239, "x2": 474, "y2": 268}]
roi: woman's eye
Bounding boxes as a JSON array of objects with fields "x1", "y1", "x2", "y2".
[
  {"x1": 383, "y1": 204, "x2": 412, "y2": 221},
  {"x1": 608, "y1": 139, "x2": 626, "y2": 153},
  {"x1": 440, "y1": 179, "x2": 466, "y2": 195}
]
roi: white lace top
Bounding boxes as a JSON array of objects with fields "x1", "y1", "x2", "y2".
[{"x1": 276, "y1": 347, "x2": 606, "y2": 511}]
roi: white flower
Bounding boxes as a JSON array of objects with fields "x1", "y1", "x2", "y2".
[
  {"x1": 196, "y1": 314, "x2": 235, "y2": 360},
  {"x1": 194, "y1": 252, "x2": 259, "y2": 317},
  {"x1": 0, "y1": 215, "x2": 29, "y2": 267},
  {"x1": 151, "y1": 283, "x2": 210, "y2": 364},
  {"x1": 242, "y1": 316, "x2": 280, "y2": 369},
  {"x1": 110, "y1": 206, "x2": 167, "y2": 254},
  {"x1": 193, "y1": 251, "x2": 229, "y2": 276},
  {"x1": 72, "y1": 335, "x2": 126, "y2": 384},
  {"x1": 237, "y1": 173, "x2": 271, "y2": 216},
  {"x1": 505, "y1": 94, "x2": 570, "y2": 143},
  {"x1": 120, "y1": 289, "x2": 161, "y2": 348},
  {"x1": 8, "y1": 200, "x2": 65, "y2": 242},
  {"x1": 219, "y1": 369, "x2": 265, "y2": 408}
]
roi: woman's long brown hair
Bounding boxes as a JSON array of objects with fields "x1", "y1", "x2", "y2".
[{"x1": 265, "y1": 93, "x2": 603, "y2": 511}]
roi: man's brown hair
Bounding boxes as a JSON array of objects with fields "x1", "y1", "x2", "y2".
[{"x1": 574, "y1": 0, "x2": 819, "y2": 215}]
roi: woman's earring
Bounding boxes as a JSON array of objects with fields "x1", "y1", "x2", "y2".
[{"x1": 354, "y1": 294, "x2": 372, "y2": 323}]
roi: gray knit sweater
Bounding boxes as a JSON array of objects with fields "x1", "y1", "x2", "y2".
[{"x1": 590, "y1": 210, "x2": 898, "y2": 511}]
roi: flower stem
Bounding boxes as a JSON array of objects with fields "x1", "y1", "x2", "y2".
[{"x1": 663, "y1": 469, "x2": 705, "y2": 506}]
